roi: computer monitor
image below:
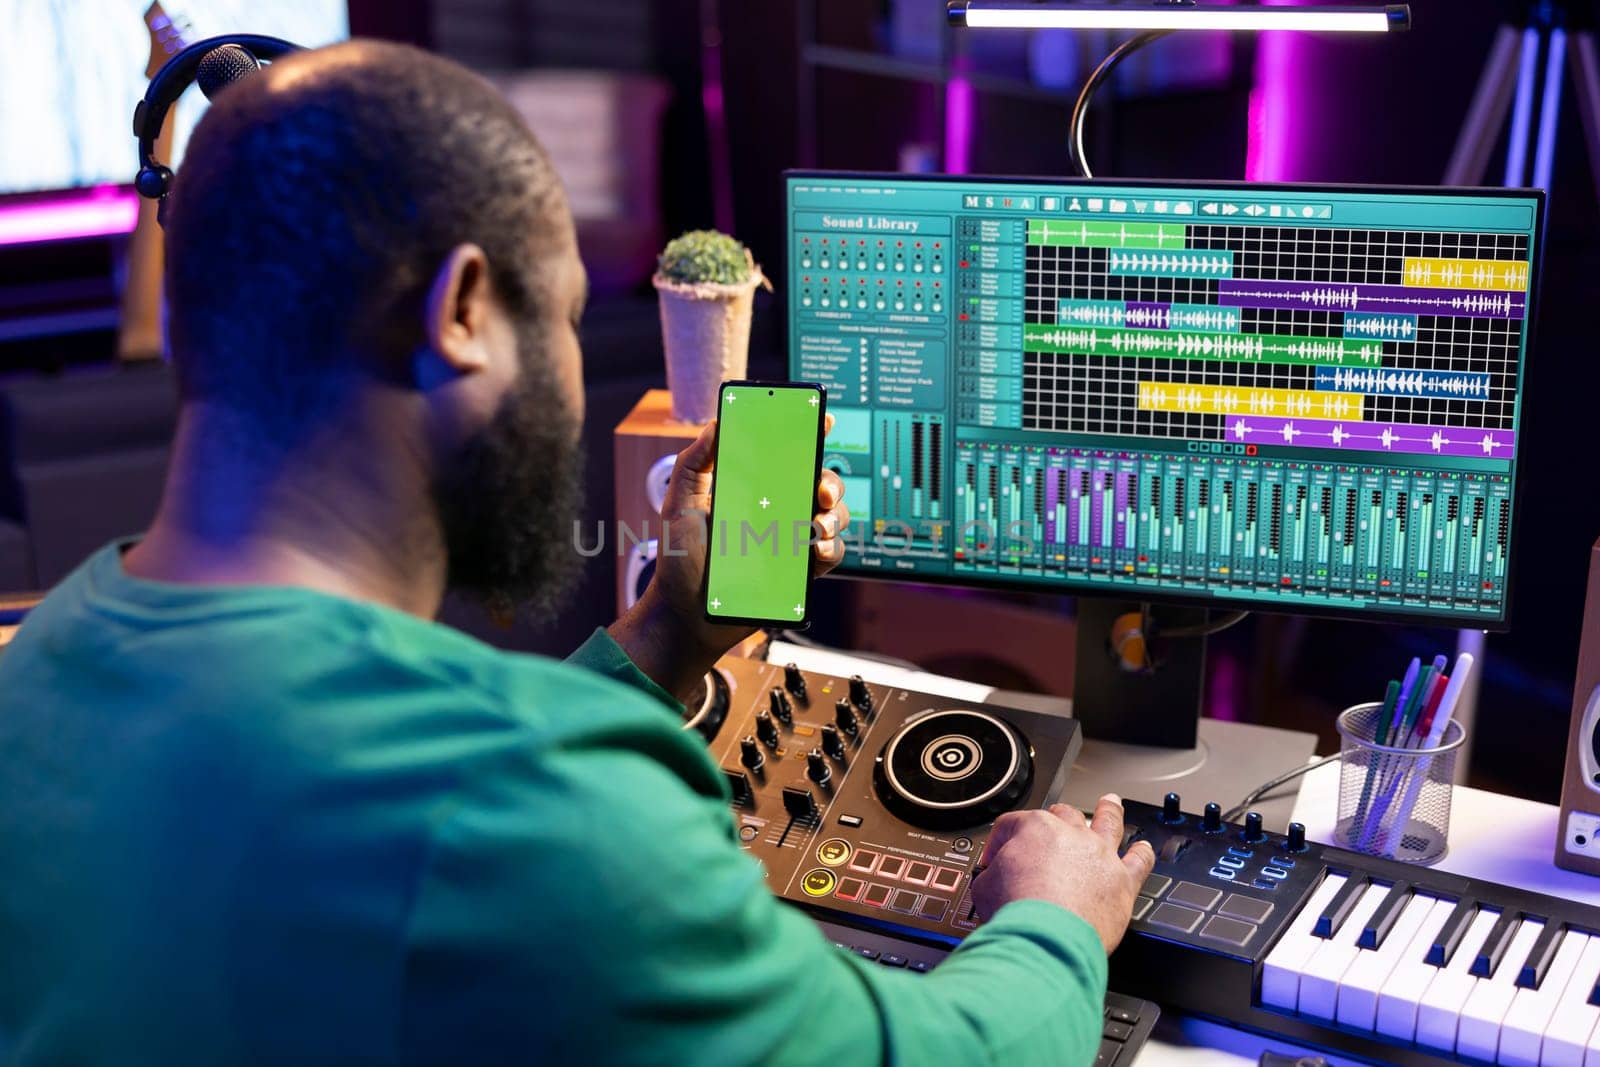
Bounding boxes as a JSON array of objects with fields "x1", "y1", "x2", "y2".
[
  {"x1": 786, "y1": 172, "x2": 1544, "y2": 747},
  {"x1": 0, "y1": 2, "x2": 350, "y2": 202}
]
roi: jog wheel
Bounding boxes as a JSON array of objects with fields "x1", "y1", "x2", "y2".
[
  {"x1": 872, "y1": 708, "x2": 1034, "y2": 831},
  {"x1": 681, "y1": 668, "x2": 731, "y2": 742}
]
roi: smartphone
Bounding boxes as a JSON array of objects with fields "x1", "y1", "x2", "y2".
[{"x1": 703, "y1": 380, "x2": 827, "y2": 628}]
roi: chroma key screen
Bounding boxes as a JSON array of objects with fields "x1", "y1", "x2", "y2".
[{"x1": 786, "y1": 173, "x2": 1544, "y2": 625}]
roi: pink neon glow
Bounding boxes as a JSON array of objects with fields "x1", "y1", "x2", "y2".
[
  {"x1": 944, "y1": 74, "x2": 974, "y2": 175},
  {"x1": 1246, "y1": 32, "x2": 1303, "y2": 180},
  {"x1": 0, "y1": 186, "x2": 140, "y2": 248}
]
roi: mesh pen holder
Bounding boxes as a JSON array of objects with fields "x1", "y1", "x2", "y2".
[{"x1": 1334, "y1": 701, "x2": 1465, "y2": 865}]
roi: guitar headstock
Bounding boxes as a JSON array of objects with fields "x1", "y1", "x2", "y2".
[{"x1": 143, "y1": 2, "x2": 193, "y2": 79}]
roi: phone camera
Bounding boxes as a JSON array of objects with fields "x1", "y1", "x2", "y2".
[{"x1": 768, "y1": 389, "x2": 774, "y2": 395}]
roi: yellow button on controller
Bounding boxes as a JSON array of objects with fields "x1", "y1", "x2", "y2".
[
  {"x1": 801, "y1": 868, "x2": 838, "y2": 897},
  {"x1": 816, "y1": 838, "x2": 852, "y2": 866}
]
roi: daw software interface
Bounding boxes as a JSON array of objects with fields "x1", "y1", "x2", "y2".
[{"x1": 786, "y1": 174, "x2": 1543, "y2": 625}]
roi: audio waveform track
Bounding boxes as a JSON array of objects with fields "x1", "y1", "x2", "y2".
[
  {"x1": 1225, "y1": 416, "x2": 1516, "y2": 458},
  {"x1": 1215, "y1": 280, "x2": 1525, "y2": 319},
  {"x1": 1024, "y1": 324, "x2": 1384, "y2": 367}
]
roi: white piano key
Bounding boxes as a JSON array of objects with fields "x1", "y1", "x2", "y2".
[
  {"x1": 1337, "y1": 892, "x2": 1441, "y2": 1031},
  {"x1": 1375, "y1": 897, "x2": 1458, "y2": 1041},
  {"x1": 1297, "y1": 882, "x2": 1393, "y2": 1019},
  {"x1": 1261, "y1": 873, "x2": 1349, "y2": 1011},
  {"x1": 1543, "y1": 936, "x2": 1600, "y2": 1067},
  {"x1": 1499, "y1": 929, "x2": 1587, "y2": 1066},
  {"x1": 1458, "y1": 916, "x2": 1544, "y2": 1061},
  {"x1": 1415, "y1": 907, "x2": 1502, "y2": 1050}
]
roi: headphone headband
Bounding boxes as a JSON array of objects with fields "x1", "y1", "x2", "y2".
[{"x1": 133, "y1": 34, "x2": 301, "y2": 219}]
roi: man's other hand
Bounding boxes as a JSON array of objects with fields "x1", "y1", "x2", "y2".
[
  {"x1": 970, "y1": 794, "x2": 1156, "y2": 955},
  {"x1": 648, "y1": 413, "x2": 850, "y2": 656}
]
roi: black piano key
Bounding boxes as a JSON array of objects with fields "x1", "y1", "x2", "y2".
[
  {"x1": 1426, "y1": 898, "x2": 1478, "y2": 967},
  {"x1": 1591, "y1": 976, "x2": 1600, "y2": 1008},
  {"x1": 1312, "y1": 875, "x2": 1369, "y2": 939},
  {"x1": 1516, "y1": 921, "x2": 1565, "y2": 989},
  {"x1": 1358, "y1": 882, "x2": 1411, "y2": 950},
  {"x1": 1469, "y1": 911, "x2": 1519, "y2": 978}
]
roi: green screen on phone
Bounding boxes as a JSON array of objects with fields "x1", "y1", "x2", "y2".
[{"x1": 705, "y1": 383, "x2": 824, "y2": 626}]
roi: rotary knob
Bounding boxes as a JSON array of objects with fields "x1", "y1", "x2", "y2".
[
  {"x1": 784, "y1": 663, "x2": 807, "y2": 700},
  {"x1": 820, "y1": 723, "x2": 847, "y2": 760},
  {"x1": 1285, "y1": 821, "x2": 1308, "y2": 853},
  {"x1": 756, "y1": 710, "x2": 779, "y2": 748},
  {"x1": 1243, "y1": 811, "x2": 1266, "y2": 844},
  {"x1": 1202, "y1": 802, "x2": 1224, "y2": 834},
  {"x1": 740, "y1": 736, "x2": 765, "y2": 772},
  {"x1": 849, "y1": 675, "x2": 873, "y2": 715},
  {"x1": 769, "y1": 688, "x2": 793, "y2": 723},
  {"x1": 1160, "y1": 792, "x2": 1184, "y2": 825},
  {"x1": 835, "y1": 700, "x2": 859, "y2": 737},
  {"x1": 807, "y1": 749, "x2": 832, "y2": 787}
]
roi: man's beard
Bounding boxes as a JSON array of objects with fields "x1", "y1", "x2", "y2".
[{"x1": 433, "y1": 358, "x2": 585, "y2": 624}]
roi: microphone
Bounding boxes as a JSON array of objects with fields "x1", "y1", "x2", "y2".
[{"x1": 195, "y1": 43, "x2": 261, "y2": 99}]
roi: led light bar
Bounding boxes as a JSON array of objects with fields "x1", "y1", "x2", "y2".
[{"x1": 948, "y1": 1, "x2": 1410, "y2": 33}]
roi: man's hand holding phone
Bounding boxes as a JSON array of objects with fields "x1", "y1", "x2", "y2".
[{"x1": 608, "y1": 402, "x2": 848, "y2": 702}]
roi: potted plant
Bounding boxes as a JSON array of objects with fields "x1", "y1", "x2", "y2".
[{"x1": 653, "y1": 230, "x2": 770, "y2": 423}]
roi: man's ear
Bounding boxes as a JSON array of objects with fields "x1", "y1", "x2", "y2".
[{"x1": 423, "y1": 243, "x2": 494, "y2": 375}]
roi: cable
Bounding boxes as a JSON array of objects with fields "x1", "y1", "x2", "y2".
[
  {"x1": 1068, "y1": 30, "x2": 1172, "y2": 178},
  {"x1": 1222, "y1": 753, "x2": 1342, "y2": 823},
  {"x1": 1160, "y1": 609, "x2": 1250, "y2": 640}
]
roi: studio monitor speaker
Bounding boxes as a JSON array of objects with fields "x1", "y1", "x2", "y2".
[
  {"x1": 613, "y1": 390, "x2": 701, "y2": 616},
  {"x1": 1556, "y1": 535, "x2": 1600, "y2": 875}
]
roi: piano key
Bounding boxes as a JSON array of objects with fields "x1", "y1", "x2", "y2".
[
  {"x1": 1519, "y1": 922, "x2": 1567, "y2": 990},
  {"x1": 1498, "y1": 929, "x2": 1587, "y2": 1066},
  {"x1": 1456, "y1": 916, "x2": 1543, "y2": 1061},
  {"x1": 1414, "y1": 907, "x2": 1501, "y2": 1050},
  {"x1": 1359, "y1": 882, "x2": 1413, "y2": 950},
  {"x1": 1261, "y1": 873, "x2": 1349, "y2": 1011},
  {"x1": 1472, "y1": 911, "x2": 1525, "y2": 978},
  {"x1": 1298, "y1": 882, "x2": 1393, "y2": 1019},
  {"x1": 1338, "y1": 892, "x2": 1442, "y2": 1031},
  {"x1": 1312, "y1": 874, "x2": 1370, "y2": 939},
  {"x1": 1375, "y1": 897, "x2": 1457, "y2": 1041},
  {"x1": 1537, "y1": 933, "x2": 1600, "y2": 1067},
  {"x1": 1427, "y1": 897, "x2": 1480, "y2": 966}
]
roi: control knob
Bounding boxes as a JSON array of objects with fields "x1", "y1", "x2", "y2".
[
  {"x1": 1201, "y1": 802, "x2": 1223, "y2": 834},
  {"x1": 835, "y1": 700, "x2": 859, "y2": 737},
  {"x1": 739, "y1": 736, "x2": 765, "y2": 772},
  {"x1": 1243, "y1": 811, "x2": 1266, "y2": 844},
  {"x1": 806, "y1": 749, "x2": 832, "y2": 787},
  {"x1": 768, "y1": 688, "x2": 793, "y2": 723},
  {"x1": 1285, "y1": 821, "x2": 1308, "y2": 853},
  {"x1": 1160, "y1": 792, "x2": 1184, "y2": 825},
  {"x1": 756, "y1": 710, "x2": 780, "y2": 748},
  {"x1": 820, "y1": 723, "x2": 847, "y2": 760},
  {"x1": 784, "y1": 663, "x2": 807, "y2": 700},
  {"x1": 848, "y1": 674, "x2": 873, "y2": 715}
]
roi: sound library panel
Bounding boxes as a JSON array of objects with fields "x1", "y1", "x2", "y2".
[{"x1": 788, "y1": 175, "x2": 1541, "y2": 623}]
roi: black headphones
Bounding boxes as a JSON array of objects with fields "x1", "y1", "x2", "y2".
[{"x1": 132, "y1": 34, "x2": 301, "y2": 217}]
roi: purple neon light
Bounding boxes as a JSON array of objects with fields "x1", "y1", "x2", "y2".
[
  {"x1": 1245, "y1": 30, "x2": 1308, "y2": 181},
  {"x1": 0, "y1": 186, "x2": 139, "y2": 247},
  {"x1": 944, "y1": 73, "x2": 974, "y2": 174},
  {"x1": 1505, "y1": 26, "x2": 1541, "y2": 186}
]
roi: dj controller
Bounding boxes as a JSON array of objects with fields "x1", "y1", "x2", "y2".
[
  {"x1": 686, "y1": 656, "x2": 1600, "y2": 1067},
  {"x1": 688, "y1": 655, "x2": 1156, "y2": 1065}
]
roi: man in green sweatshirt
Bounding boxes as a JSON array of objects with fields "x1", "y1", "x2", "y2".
[{"x1": 0, "y1": 40, "x2": 1155, "y2": 1065}]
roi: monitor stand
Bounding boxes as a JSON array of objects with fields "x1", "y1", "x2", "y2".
[{"x1": 997, "y1": 598, "x2": 1319, "y2": 829}]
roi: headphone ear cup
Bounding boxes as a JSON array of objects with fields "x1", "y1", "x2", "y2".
[{"x1": 135, "y1": 164, "x2": 173, "y2": 201}]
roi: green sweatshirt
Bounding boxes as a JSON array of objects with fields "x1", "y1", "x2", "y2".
[{"x1": 0, "y1": 543, "x2": 1107, "y2": 1065}]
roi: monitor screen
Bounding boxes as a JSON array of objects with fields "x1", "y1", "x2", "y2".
[
  {"x1": 0, "y1": 2, "x2": 350, "y2": 198},
  {"x1": 786, "y1": 173, "x2": 1543, "y2": 628}
]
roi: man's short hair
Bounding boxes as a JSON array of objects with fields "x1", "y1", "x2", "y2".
[{"x1": 164, "y1": 41, "x2": 567, "y2": 442}]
